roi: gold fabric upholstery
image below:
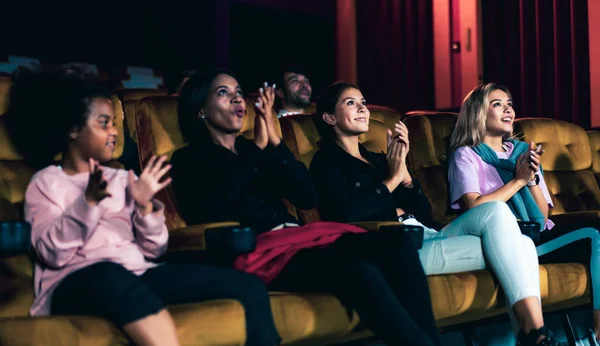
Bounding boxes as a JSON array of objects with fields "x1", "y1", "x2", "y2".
[
  {"x1": 404, "y1": 112, "x2": 459, "y2": 225},
  {"x1": 135, "y1": 96, "x2": 182, "y2": 162},
  {"x1": 117, "y1": 89, "x2": 167, "y2": 143},
  {"x1": 118, "y1": 88, "x2": 167, "y2": 102},
  {"x1": 515, "y1": 118, "x2": 592, "y2": 171},
  {"x1": 515, "y1": 118, "x2": 600, "y2": 215},
  {"x1": 0, "y1": 76, "x2": 11, "y2": 116},
  {"x1": 370, "y1": 106, "x2": 402, "y2": 128},
  {"x1": 123, "y1": 100, "x2": 138, "y2": 142},
  {"x1": 588, "y1": 131, "x2": 600, "y2": 185},
  {"x1": 280, "y1": 114, "x2": 391, "y2": 169}
]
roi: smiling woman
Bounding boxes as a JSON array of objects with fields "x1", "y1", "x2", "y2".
[{"x1": 448, "y1": 82, "x2": 600, "y2": 343}]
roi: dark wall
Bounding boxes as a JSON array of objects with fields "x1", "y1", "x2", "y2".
[
  {"x1": 3, "y1": 0, "x2": 335, "y2": 94},
  {"x1": 3, "y1": 1, "x2": 216, "y2": 72},
  {"x1": 230, "y1": 0, "x2": 336, "y2": 95}
]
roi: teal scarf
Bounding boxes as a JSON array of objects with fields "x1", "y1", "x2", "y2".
[{"x1": 472, "y1": 139, "x2": 545, "y2": 230}]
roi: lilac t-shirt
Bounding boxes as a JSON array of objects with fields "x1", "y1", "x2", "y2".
[{"x1": 448, "y1": 142, "x2": 555, "y2": 230}]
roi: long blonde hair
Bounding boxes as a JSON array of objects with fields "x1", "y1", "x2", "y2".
[{"x1": 449, "y1": 83, "x2": 513, "y2": 151}]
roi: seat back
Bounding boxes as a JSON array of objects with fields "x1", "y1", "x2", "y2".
[
  {"x1": 403, "y1": 112, "x2": 460, "y2": 226},
  {"x1": 280, "y1": 114, "x2": 391, "y2": 169},
  {"x1": 135, "y1": 96, "x2": 283, "y2": 229},
  {"x1": 118, "y1": 88, "x2": 168, "y2": 102},
  {"x1": 370, "y1": 105, "x2": 402, "y2": 128},
  {"x1": 588, "y1": 131, "x2": 600, "y2": 186},
  {"x1": 280, "y1": 113, "x2": 395, "y2": 223},
  {"x1": 120, "y1": 89, "x2": 168, "y2": 142},
  {"x1": 514, "y1": 118, "x2": 600, "y2": 215},
  {"x1": 0, "y1": 76, "x2": 11, "y2": 116},
  {"x1": 135, "y1": 96, "x2": 186, "y2": 230}
]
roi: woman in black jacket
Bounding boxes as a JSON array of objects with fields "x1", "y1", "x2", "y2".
[{"x1": 170, "y1": 69, "x2": 441, "y2": 346}]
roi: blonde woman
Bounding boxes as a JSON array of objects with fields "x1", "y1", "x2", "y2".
[{"x1": 448, "y1": 83, "x2": 600, "y2": 344}]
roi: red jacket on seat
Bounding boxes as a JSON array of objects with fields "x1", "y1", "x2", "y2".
[{"x1": 234, "y1": 222, "x2": 367, "y2": 283}]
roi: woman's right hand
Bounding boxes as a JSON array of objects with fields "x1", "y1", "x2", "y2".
[
  {"x1": 253, "y1": 110, "x2": 268, "y2": 150},
  {"x1": 515, "y1": 153, "x2": 535, "y2": 185},
  {"x1": 85, "y1": 159, "x2": 112, "y2": 205}
]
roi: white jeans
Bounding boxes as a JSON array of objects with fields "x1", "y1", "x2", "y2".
[{"x1": 409, "y1": 201, "x2": 541, "y2": 307}]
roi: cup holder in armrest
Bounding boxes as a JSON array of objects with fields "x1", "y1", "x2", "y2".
[
  {"x1": 0, "y1": 222, "x2": 31, "y2": 257},
  {"x1": 378, "y1": 224, "x2": 424, "y2": 250},
  {"x1": 204, "y1": 226, "x2": 256, "y2": 266},
  {"x1": 518, "y1": 221, "x2": 541, "y2": 242}
]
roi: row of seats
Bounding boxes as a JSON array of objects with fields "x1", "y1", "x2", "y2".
[
  {"x1": 133, "y1": 96, "x2": 592, "y2": 344},
  {"x1": 0, "y1": 78, "x2": 594, "y2": 345}
]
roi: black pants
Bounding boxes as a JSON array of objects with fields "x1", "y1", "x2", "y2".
[
  {"x1": 51, "y1": 262, "x2": 281, "y2": 346},
  {"x1": 269, "y1": 231, "x2": 440, "y2": 346}
]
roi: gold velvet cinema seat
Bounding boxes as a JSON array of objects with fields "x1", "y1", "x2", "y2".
[
  {"x1": 118, "y1": 88, "x2": 168, "y2": 143},
  {"x1": 514, "y1": 118, "x2": 600, "y2": 225},
  {"x1": 588, "y1": 130, "x2": 600, "y2": 186}
]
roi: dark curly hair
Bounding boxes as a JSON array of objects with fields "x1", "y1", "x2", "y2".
[
  {"x1": 177, "y1": 68, "x2": 237, "y2": 147},
  {"x1": 4, "y1": 65, "x2": 113, "y2": 168},
  {"x1": 314, "y1": 81, "x2": 360, "y2": 145}
]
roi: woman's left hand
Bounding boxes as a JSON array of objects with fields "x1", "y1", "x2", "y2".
[
  {"x1": 128, "y1": 155, "x2": 172, "y2": 215},
  {"x1": 394, "y1": 121, "x2": 410, "y2": 158},
  {"x1": 393, "y1": 121, "x2": 413, "y2": 186},
  {"x1": 528, "y1": 141, "x2": 543, "y2": 173}
]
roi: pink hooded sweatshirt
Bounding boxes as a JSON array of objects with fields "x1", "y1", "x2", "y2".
[{"x1": 24, "y1": 165, "x2": 168, "y2": 316}]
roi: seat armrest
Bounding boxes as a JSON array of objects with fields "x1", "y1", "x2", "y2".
[
  {"x1": 0, "y1": 198, "x2": 20, "y2": 222},
  {"x1": 167, "y1": 222, "x2": 240, "y2": 253},
  {"x1": 350, "y1": 221, "x2": 424, "y2": 249},
  {"x1": 549, "y1": 211, "x2": 600, "y2": 229},
  {"x1": 349, "y1": 221, "x2": 405, "y2": 232},
  {"x1": 518, "y1": 221, "x2": 541, "y2": 242}
]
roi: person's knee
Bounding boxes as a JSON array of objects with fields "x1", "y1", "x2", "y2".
[
  {"x1": 476, "y1": 201, "x2": 520, "y2": 234},
  {"x1": 478, "y1": 200, "x2": 512, "y2": 217}
]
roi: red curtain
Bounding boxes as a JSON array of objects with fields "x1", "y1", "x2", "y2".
[
  {"x1": 482, "y1": 0, "x2": 591, "y2": 128},
  {"x1": 356, "y1": 0, "x2": 435, "y2": 113}
]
